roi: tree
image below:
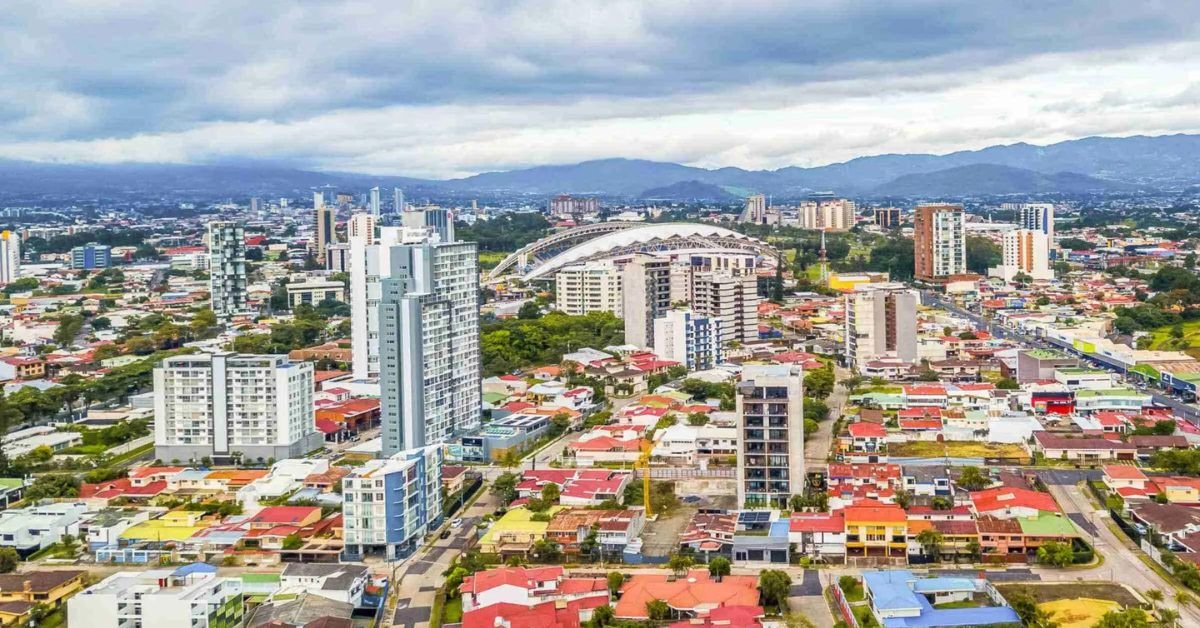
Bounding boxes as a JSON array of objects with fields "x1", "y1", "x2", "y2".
[
  {"x1": 1143, "y1": 588, "x2": 1164, "y2": 610},
  {"x1": 541, "y1": 483, "x2": 561, "y2": 504},
  {"x1": 804, "y1": 367, "x2": 835, "y2": 400},
  {"x1": 966, "y1": 237, "x2": 1002, "y2": 275},
  {"x1": 758, "y1": 570, "x2": 792, "y2": 614},
  {"x1": 1036, "y1": 540, "x2": 1074, "y2": 567},
  {"x1": 491, "y1": 472, "x2": 519, "y2": 505},
  {"x1": 1006, "y1": 587, "x2": 1056, "y2": 628},
  {"x1": 804, "y1": 398, "x2": 830, "y2": 422},
  {"x1": 444, "y1": 566, "x2": 468, "y2": 594},
  {"x1": 58, "y1": 533, "x2": 79, "y2": 556},
  {"x1": 668, "y1": 553, "x2": 693, "y2": 577},
  {"x1": 282, "y1": 533, "x2": 303, "y2": 550},
  {"x1": 591, "y1": 605, "x2": 615, "y2": 627},
  {"x1": 893, "y1": 490, "x2": 912, "y2": 509},
  {"x1": 646, "y1": 599, "x2": 671, "y2": 621},
  {"x1": 916, "y1": 528, "x2": 943, "y2": 559},
  {"x1": 686, "y1": 412, "x2": 709, "y2": 426},
  {"x1": 607, "y1": 571, "x2": 625, "y2": 596},
  {"x1": 994, "y1": 377, "x2": 1020, "y2": 390},
  {"x1": 708, "y1": 556, "x2": 731, "y2": 581},
  {"x1": 0, "y1": 548, "x2": 17, "y2": 574},
  {"x1": 531, "y1": 538, "x2": 562, "y2": 563},
  {"x1": 1094, "y1": 608, "x2": 1150, "y2": 628},
  {"x1": 956, "y1": 466, "x2": 991, "y2": 491},
  {"x1": 517, "y1": 301, "x2": 542, "y2": 319},
  {"x1": 53, "y1": 313, "x2": 86, "y2": 347},
  {"x1": 965, "y1": 539, "x2": 982, "y2": 562}
]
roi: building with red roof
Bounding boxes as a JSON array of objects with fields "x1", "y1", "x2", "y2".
[
  {"x1": 969, "y1": 487, "x2": 1059, "y2": 519},
  {"x1": 668, "y1": 605, "x2": 764, "y2": 627},
  {"x1": 246, "y1": 506, "x2": 322, "y2": 529},
  {"x1": 788, "y1": 511, "x2": 846, "y2": 561},
  {"x1": 614, "y1": 570, "x2": 759, "y2": 620},
  {"x1": 460, "y1": 566, "x2": 609, "y2": 622}
]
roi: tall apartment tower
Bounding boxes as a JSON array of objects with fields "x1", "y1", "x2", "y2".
[
  {"x1": 913, "y1": 203, "x2": 966, "y2": 282},
  {"x1": 845, "y1": 283, "x2": 919, "y2": 371},
  {"x1": 736, "y1": 364, "x2": 805, "y2": 508},
  {"x1": 250, "y1": 197, "x2": 261, "y2": 213},
  {"x1": 0, "y1": 231, "x2": 20, "y2": 285},
  {"x1": 393, "y1": 188, "x2": 405, "y2": 214},
  {"x1": 375, "y1": 231, "x2": 481, "y2": 456},
  {"x1": 401, "y1": 206, "x2": 455, "y2": 242},
  {"x1": 739, "y1": 194, "x2": 767, "y2": 224},
  {"x1": 153, "y1": 353, "x2": 319, "y2": 463},
  {"x1": 342, "y1": 445, "x2": 443, "y2": 560},
  {"x1": 1019, "y1": 203, "x2": 1055, "y2": 245},
  {"x1": 799, "y1": 199, "x2": 856, "y2": 231},
  {"x1": 873, "y1": 207, "x2": 902, "y2": 229},
  {"x1": 348, "y1": 213, "x2": 376, "y2": 240},
  {"x1": 993, "y1": 229, "x2": 1052, "y2": 282},
  {"x1": 208, "y1": 221, "x2": 247, "y2": 318},
  {"x1": 314, "y1": 192, "x2": 336, "y2": 264},
  {"x1": 369, "y1": 187, "x2": 382, "y2": 217},
  {"x1": 622, "y1": 254, "x2": 672, "y2": 349},
  {"x1": 654, "y1": 310, "x2": 724, "y2": 371},
  {"x1": 670, "y1": 253, "x2": 760, "y2": 344},
  {"x1": 555, "y1": 260, "x2": 624, "y2": 317}
]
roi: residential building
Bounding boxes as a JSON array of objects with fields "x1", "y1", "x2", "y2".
[
  {"x1": 789, "y1": 511, "x2": 847, "y2": 561},
  {"x1": 798, "y1": 198, "x2": 856, "y2": 231},
  {"x1": 0, "y1": 502, "x2": 90, "y2": 556},
  {"x1": 555, "y1": 260, "x2": 624, "y2": 316},
  {"x1": 286, "y1": 280, "x2": 347, "y2": 308},
  {"x1": 860, "y1": 570, "x2": 1020, "y2": 627},
  {"x1": 844, "y1": 501, "x2": 908, "y2": 559},
  {"x1": 153, "y1": 353, "x2": 319, "y2": 464},
  {"x1": 991, "y1": 229, "x2": 1051, "y2": 282},
  {"x1": 873, "y1": 207, "x2": 902, "y2": 229},
  {"x1": 615, "y1": 570, "x2": 759, "y2": 621},
  {"x1": 376, "y1": 229, "x2": 480, "y2": 455},
  {"x1": 845, "y1": 283, "x2": 919, "y2": 371},
  {"x1": 368, "y1": 187, "x2": 382, "y2": 217},
  {"x1": 1017, "y1": 202, "x2": 1055, "y2": 243},
  {"x1": 739, "y1": 194, "x2": 767, "y2": 224},
  {"x1": 622, "y1": 254, "x2": 671, "y2": 350},
  {"x1": 325, "y1": 243, "x2": 350, "y2": 273},
  {"x1": 460, "y1": 565, "x2": 609, "y2": 619},
  {"x1": 68, "y1": 566, "x2": 244, "y2": 628},
  {"x1": 0, "y1": 231, "x2": 18, "y2": 285},
  {"x1": 736, "y1": 365, "x2": 804, "y2": 508},
  {"x1": 689, "y1": 268, "x2": 759, "y2": 344},
  {"x1": 393, "y1": 187, "x2": 405, "y2": 214},
  {"x1": 348, "y1": 212, "x2": 376, "y2": 240},
  {"x1": 654, "y1": 309, "x2": 724, "y2": 370},
  {"x1": 208, "y1": 221, "x2": 247, "y2": 319},
  {"x1": 549, "y1": 195, "x2": 600, "y2": 216},
  {"x1": 401, "y1": 206, "x2": 455, "y2": 242},
  {"x1": 0, "y1": 570, "x2": 84, "y2": 611},
  {"x1": 342, "y1": 445, "x2": 443, "y2": 560},
  {"x1": 1016, "y1": 349, "x2": 1078, "y2": 383},
  {"x1": 280, "y1": 563, "x2": 369, "y2": 606},
  {"x1": 913, "y1": 203, "x2": 966, "y2": 282},
  {"x1": 314, "y1": 192, "x2": 336, "y2": 264},
  {"x1": 70, "y1": 242, "x2": 112, "y2": 270}
]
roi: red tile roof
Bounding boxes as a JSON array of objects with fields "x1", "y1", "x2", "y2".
[
  {"x1": 847, "y1": 422, "x2": 886, "y2": 438},
  {"x1": 789, "y1": 511, "x2": 845, "y2": 533},
  {"x1": 1103, "y1": 465, "x2": 1148, "y2": 481},
  {"x1": 247, "y1": 506, "x2": 320, "y2": 525},
  {"x1": 970, "y1": 487, "x2": 1059, "y2": 514}
]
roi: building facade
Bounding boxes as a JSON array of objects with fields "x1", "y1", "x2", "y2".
[
  {"x1": 342, "y1": 446, "x2": 443, "y2": 560},
  {"x1": 992, "y1": 228, "x2": 1051, "y2": 282},
  {"x1": 554, "y1": 260, "x2": 624, "y2": 317},
  {"x1": 799, "y1": 199, "x2": 856, "y2": 231},
  {"x1": 845, "y1": 283, "x2": 919, "y2": 371},
  {"x1": 621, "y1": 254, "x2": 672, "y2": 350},
  {"x1": 68, "y1": 569, "x2": 244, "y2": 628},
  {"x1": 207, "y1": 221, "x2": 247, "y2": 319},
  {"x1": 913, "y1": 203, "x2": 966, "y2": 282},
  {"x1": 653, "y1": 309, "x2": 724, "y2": 371},
  {"x1": 153, "y1": 353, "x2": 319, "y2": 463},
  {"x1": 873, "y1": 207, "x2": 902, "y2": 229},
  {"x1": 314, "y1": 192, "x2": 336, "y2": 264},
  {"x1": 548, "y1": 195, "x2": 600, "y2": 216},
  {"x1": 736, "y1": 365, "x2": 805, "y2": 508},
  {"x1": 1015, "y1": 203, "x2": 1055, "y2": 243},
  {"x1": 70, "y1": 242, "x2": 112, "y2": 270},
  {"x1": 0, "y1": 231, "x2": 20, "y2": 286},
  {"x1": 739, "y1": 194, "x2": 767, "y2": 224},
  {"x1": 286, "y1": 280, "x2": 347, "y2": 307}
]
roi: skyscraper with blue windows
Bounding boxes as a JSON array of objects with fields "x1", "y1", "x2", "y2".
[{"x1": 70, "y1": 242, "x2": 111, "y2": 270}]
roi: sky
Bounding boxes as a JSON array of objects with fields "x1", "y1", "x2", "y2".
[{"x1": 2, "y1": 1, "x2": 1199, "y2": 179}]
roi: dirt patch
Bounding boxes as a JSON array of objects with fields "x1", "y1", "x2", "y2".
[
  {"x1": 996, "y1": 582, "x2": 1142, "y2": 608},
  {"x1": 640, "y1": 505, "x2": 697, "y2": 557}
]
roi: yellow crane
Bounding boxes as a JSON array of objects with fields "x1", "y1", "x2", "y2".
[{"x1": 639, "y1": 439, "x2": 653, "y2": 518}]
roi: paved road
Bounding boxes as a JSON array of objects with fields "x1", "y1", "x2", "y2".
[{"x1": 807, "y1": 364, "x2": 849, "y2": 466}]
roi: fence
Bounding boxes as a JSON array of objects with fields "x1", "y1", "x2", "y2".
[{"x1": 829, "y1": 581, "x2": 859, "y2": 628}]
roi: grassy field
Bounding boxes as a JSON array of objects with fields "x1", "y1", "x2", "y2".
[
  {"x1": 995, "y1": 583, "x2": 1141, "y2": 608},
  {"x1": 889, "y1": 441, "x2": 1029, "y2": 461},
  {"x1": 478, "y1": 251, "x2": 509, "y2": 270},
  {"x1": 1148, "y1": 320, "x2": 1200, "y2": 358}
]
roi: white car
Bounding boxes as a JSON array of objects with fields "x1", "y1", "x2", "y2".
[{"x1": 450, "y1": 518, "x2": 463, "y2": 528}]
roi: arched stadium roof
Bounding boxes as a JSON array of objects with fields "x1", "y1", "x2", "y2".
[{"x1": 518, "y1": 222, "x2": 776, "y2": 281}]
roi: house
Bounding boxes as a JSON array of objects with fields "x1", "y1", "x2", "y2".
[
  {"x1": 78, "y1": 509, "x2": 155, "y2": 549},
  {"x1": 901, "y1": 466, "x2": 953, "y2": 498},
  {"x1": 666, "y1": 606, "x2": 765, "y2": 628},
  {"x1": 679, "y1": 512, "x2": 737, "y2": 559},
  {"x1": 842, "y1": 422, "x2": 887, "y2": 462},
  {"x1": 844, "y1": 500, "x2": 907, "y2": 560},
  {"x1": 789, "y1": 511, "x2": 846, "y2": 562},
  {"x1": 969, "y1": 487, "x2": 1059, "y2": 519},
  {"x1": 651, "y1": 424, "x2": 737, "y2": 465},
  {"x1": 860, "y1": 570, "x2": 1020, "y2": 627},
  {"x1": 614, "y1": 570, "x2": 759, "y2": 621},
  {"x1": 280, "y1": 563, "x2": 369, "y2": 607},
  {"x1": 732, "y1": 511, "x2": 791, "y2": 564},
  {"x1": 569, "y1": 428, "x2": 643, "y2": 466},
  {"x1": 1131, "y1": 503, "x2": 1200, "y2": 545},
  {"x1": 459, "y1": 565, "x2": 608, "y2": 624},
  {"x1": 1032, "y1": 432, "x2": 1137, "y2": 462},
  {"x1": 544, "y1": 509, "x2": 644, "y2": 557},
  {"x1": 0, "y1": 570, "x2": 86, "y2": 609},
  {"x1": 462, "y1": 598, "x2": 609, "y2": 628},
  {"x1": 0, "y1": 502, "x2": 90, "y2": 556},
  {"x1": 1102, "y1": 465, "x2": 1157, "y2": 499}
]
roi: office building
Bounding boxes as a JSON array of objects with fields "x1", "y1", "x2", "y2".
[
  {"x1": 348, "y1": 212, "x2": 376, "y2": 240},
  {"x1": 873, "y1": 207, "x2": 902, "y2": 229},
  {"x1": 739, "y1": 194, "x2": 767, "y2": 224},
  {"x1": 70, "y1": 242, "x2": 111, "y2": 270},
  {"x1": 555, "y1": 260, "x2": 624, "y2": 317},
  {"x1": 286, "y1": 280, "x2": 347, "y2": 307},
  {"x1": 314, "y1": 192, "x2": 336, "y2": 264},
  {"x1": 153, "y1": 353, "x2": 319, "y2": 464},
  {"x1": 374, "y1": 230, "x2": 480, "y2": 456},
  {"x1": 654, "y1": 310, "x2": 724, "y2": 371},
  {"x1": 0, "y1": 231, "x2": 18, "y2": 286},
  {"x1": 207, "y1": 221, "x2": 247, "y2": 319},
  {"x1": 991, "y1": 228, "x2": 1052, "y2": 282},
  {"x1": 342, "y1": 445, "x2": 443, "y2": 560},
  {"x1": 549, "y1": 195, "x2": 599, "y2": 216},
  {"x1": 913, "y1": 203, "x2": 966, "y2": 282},
  {"x1": 401, "y1": 206, "x2": 455, "y2": 242},
  {"x1": 69, "y1": 568, "x2": 244, "y2": 628},
  {"x1": 845, "y1": 283, "x2": 919, "y2": 371},
  {"x1": 393, "y1": 187, "x2": 405, "y2": 214},
  {"x1": 736, "y1": 365, "x2": 804, "y2": 508},
  {"x1": 369, "y1": 186, "x2": 382, "y2": 217},
  {"x1": 622, "y1": 254, "x2": 672, "y2": 350},
  {"x1": 799, "y1": 199, "x2": 856, "y2": 231},
  {"x1": 325, "y1": 243, "x2": 350, "y2": 273}
]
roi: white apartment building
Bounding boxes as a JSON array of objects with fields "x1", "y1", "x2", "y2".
[
  {"x1": 153, "y1": 353, "x2": 319, "y2": 464},
  {"x1": 739, "y1": 194, "x2": 767, "y2": 224},
  {"x1": 1014, "y1": 203, "x2": 1055, "y2": 243},
  {"x1": 691, "y1": 271, "x2": 759, "y2": 344},
  {"x1": 798, "y1": 199, "x2": 856, "y2": 231},
  {"x1": 654, "y1": 309, "x2": 724, "y2": 371},
  {"x1": 348, "y1": 212, "x2": 376, "y2": 240},
  {"x1": 69, "y1": 569, "x2": 244, "y2": 628},
  {"x1": 285, "y1": 279, "x2": 347, "y2": 307},
  {"x1": 652, "y1": 423, "x2": 738, "y2": 464},
  {"x1": 342, "y1": 446, "x2": 443, "y2": 560},
  {"x1": 990, "y1": 228, "x2": 1052, "y2": 282},
  {"x1": 0, "y1": 231, "x2": 19, "y2": 285},
  {"x1": 736, "y1": 365, "x2": 805, "y2": 508},
  {"x1": 207, "y1": 221, "x2": 247, "y2": 319},
  {"x1": 555, "y1": 260, "x2": 624, "y2": 316},
  {"x1": 622, "y1": 254, "x2": 672, "y2": 349},
  {"x1": 845, "y1": 283, "x2": 919, "y2": 371}
]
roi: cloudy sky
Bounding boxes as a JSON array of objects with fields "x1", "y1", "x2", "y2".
[{"x1": 2, "y1": 1, "x2": 1199, "y2": 178}]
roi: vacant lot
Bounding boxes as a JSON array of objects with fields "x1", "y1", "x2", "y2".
[
  {"x1": 890, "y1": 441, "x2": 1030, "y2": 461},
  {"x1": 1149, "y1": 320, "x2": 1200, "y2": 359},
  {"x1": 996, "y1": 582, "x2": 1142, "y2": 608}
]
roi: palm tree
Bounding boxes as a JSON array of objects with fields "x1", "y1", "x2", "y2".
[
  {"x1": 916, "y1": 529, "x2": 943, "y2": 561},
  {"x1": 1174, "y1": 590, "x2": 1192, "y2": 608},
  {"x1": 1146, "y1": 588, "x2": 1165, "y2": 610},
  {"x1": 1158, "y1": 607, "x2": 1181, "y2": 627}
]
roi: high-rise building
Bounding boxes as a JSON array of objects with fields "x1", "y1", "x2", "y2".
[
  {"x1": 798, "y1": 199, "x2": 856, "y2": 231},
  {"x1": 0, "y1": 231, "x2": 19, "y2": 285},
  {"x1": 873, "y1": 207, "x2": 902, "y2": 229},
  {"x1": 1018, "y1": 203, "x2": 1055, "y2": 243},
  {"x1": 69, "y1": 569, "x2": 245, "y2": 628},
  {"x1": 348, "y1": 213, "x2": 376, "y2": 240},
  {"x1": 369, "y1": 186, "x2": 382, "y2": 217},
  {"x1": 622, "y1": 254, "x2": 672, "y2": 349},
  {"x1": 207, "y1": 221, "x2": 247, "y2": 318},
  {"x1": 70, "y1": 242, "x2": 111, "y2": 270},
  {"x1": 370, "y1": 228, "x2": 480, "y2": 456},
  {"x1": 250, "y1": 197, "x2": 261, "y2": 213},
  {"x1": 690, "y1": 271, "x2": 759, "y2": 344},
  {"x1": 654, "y1": 310, "x2": 724, "y2": 371},
  {"x1": 555, "y1": 260, "x2": 624, "y2": 317},
  {"x1": 845, "y1": 283, "x2": 919, "y2": 371},
  {"x1": 401, "y1": 206, "x2": 455, "y2": 242},
  {"x1": 314, "y1": 193, "x2": 336, "y2": 264},
  {"x1": 325, "y1": 243, "x2": 350, "y2": 273},
  {"x1": 913, "y1": 203, "x2": 966, "y2": 282},
  {"x1": 736, "y1": 365, "x2": 804, "y2": 508},
  {"x1": 393, "y1": 187, "x2": 405, "y2": 214},
  {"x1": 548, "y1": 195, "x2": 600, "y2": 216},
  {"x1": 342, "y1": 445, "x2": 443, "y2": 560},
  {"x1": 153, "y1": 353, "x2": 319, "y2": 463},
  {"x1": 739, "y1": 194, "x2": 767, "y2": 224},
  {"x1": 991, "y1": 228, "x2": 1051, "y2": 282}
]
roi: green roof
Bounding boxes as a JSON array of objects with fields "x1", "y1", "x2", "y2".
[
  {"x1": 1056, "y1": 367, "x2": 1107, "y2": 375},
  {"x1": 1025, "y1": 349, "x2": 1069, "y2": 359},
  {"x1": 0, "y1": 479, "x2": 24, "y2": 490},
  {"x1": 242, "y1": 573, "x2": 281, "y2": 584},
  {"x1": 1017, "y1": 512, "x2": 1080, "y2": 537},
  {"x1": 1075, "y1": 388, "x2": 1142, "y2": 398}
]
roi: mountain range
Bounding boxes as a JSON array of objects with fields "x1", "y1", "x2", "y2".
[{"x1": 2, "y1": 133, "x2": 1198, "y2": 201}]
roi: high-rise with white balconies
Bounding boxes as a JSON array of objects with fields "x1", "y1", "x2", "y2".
[
  {"x1": 208, "y1": 221, "x2": 247, "y2": 319},
  {"x1": 736, "y1": 364, "x2": 804, "y2": 508}
]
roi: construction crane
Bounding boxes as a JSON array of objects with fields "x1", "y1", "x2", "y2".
[{"x1": 639, "y1": 439, "x2": 654, "y2": 518}]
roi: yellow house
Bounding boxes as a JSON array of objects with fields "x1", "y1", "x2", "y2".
[
  {"x1": 479, "y1": 506, "x2": 563, "y2": 555},
  {"x1": 121, "y1": 510, "x2": 211, "y2": 542},
  {"x1": 0, "y1": 570, "x2": 86, "y2": 609},
  {"x1": 844, "y1": 502, "x2": 907, "y2": 559},
  {"x1": 828, "y1": 272, "x2": 889, "y2": 293},
  {"x1": 1161, "y1": 478, "x2": 1200, "y2": 504}
]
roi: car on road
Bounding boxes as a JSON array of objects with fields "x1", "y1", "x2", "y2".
[
  {"x1": 451, "y1": 518, "x2": 463, "y2": 528},
  {"x1": 440, "y1": 529, "x2": 451, "y2": 539}
]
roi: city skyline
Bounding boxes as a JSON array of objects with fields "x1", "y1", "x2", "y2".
[{"x1": 0, "y1": 2, "x2": 1198, "y2": 178}]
